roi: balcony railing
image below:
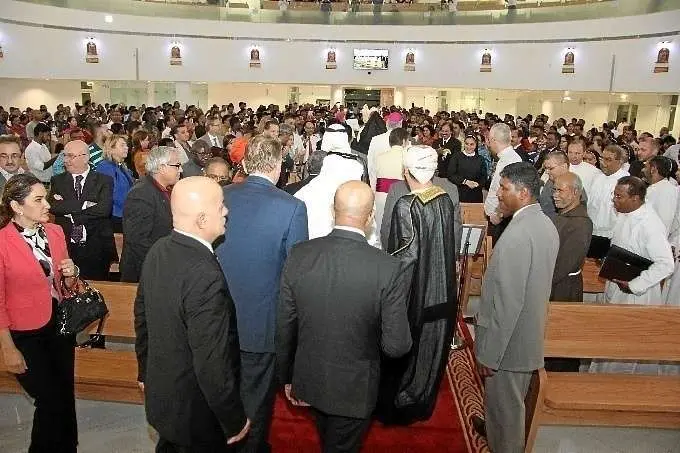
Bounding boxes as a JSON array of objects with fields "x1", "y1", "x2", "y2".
[{"x1": 13, "y1": 0, "x2": 680, "y2": 26}]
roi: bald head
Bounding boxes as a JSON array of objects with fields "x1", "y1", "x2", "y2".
[
  {"x1": 171, "y1": 176, "x2": 227, "y2": 243},
  {"x1": 333, "y1": 181, "x2": 375, "y2": 232},
  {"x1": 64, "y1": 139, "x2": 90, "y2": 174}
]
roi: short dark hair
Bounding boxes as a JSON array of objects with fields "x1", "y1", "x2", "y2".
[
  {"x1": 33, "y1": 123, "x2": 50, "y2": 135},
  {"x1": 499, "y1": 162, "x2": 540, "y2": 200},
  {"x1": 617, "y1": 176, "x2": 647, "y2": 200},
  {"x1": 158, "y1": 137, "x2": 175, "y2": 147},
  {"x1": 649, "y1": 155, "x2": 674, "y2": 179},
  {"x1": 389, "y1": 128, "x2": 409, "y2": 147},
  {"x1": 545, "y1": 150, "x2": 569, "y2": 165}
]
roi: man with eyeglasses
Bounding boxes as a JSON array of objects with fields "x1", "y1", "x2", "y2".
[
  {"x1": 198, "y1": 117, "x2": 223, "y2": 150},
  {"x1": 203, "y1": 157, "x2": 232, "y2": 187},
  {"x1": 182, "y1": 140, "x2": 214, "y2": 178},
  {"x1": 49, "y1": 140, "x2": 114, "y2": 280},
  {"x1": 0, "y1": 135, "x2": 27, "y2": 194},
  {"x1": 120, "y1": 146, "x2": 182, "y2": 283}
]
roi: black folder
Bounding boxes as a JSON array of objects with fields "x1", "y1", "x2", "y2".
[{"x1": 599, "y1": 245, "x2": 653, "y2": 282}]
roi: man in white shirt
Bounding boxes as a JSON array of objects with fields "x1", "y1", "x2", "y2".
[
  {"x1": 567, "y1": 139, "x2": 601, "y2": 196},
  {"x1": 0, "y1": 135, "x2": 26, "y2": 193},
  {"x1": 24, "y1": 123, "x2": 57, "y2": 184},
  {"x1": 368, "y1": 112, "x2": 402, "y2": 190},
  {"x1": 484, "y1": 122, "x2": 522, "y2": 243},
  {"x1": 644, "y1": 156, "x2": 679, "y2": 242},
  {"x1": 587, "y1": 144, "x2": 629, "y2": 257}
]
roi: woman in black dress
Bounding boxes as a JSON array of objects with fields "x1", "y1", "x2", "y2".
[{"x1": 447, "y1": 134, "x2": 487, "y2": 203}]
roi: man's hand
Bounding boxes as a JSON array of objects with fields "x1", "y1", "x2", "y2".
[
  {"x1": 612, "y1": 278, "x2": 632, "y2": 294},
  {"x1": 137, "y1": 381, "x2": 145, "y2": 392},
  {"x1": 1, "y1": 345, "x2": 27, "y2": 374},
  {"x1": 464, "y1": 180, "x2": 480, "y2": 189},
  {"x1": 284, "y1": 384, "x2": 310, "y2": 407},
  {"x1": 489, "y1": 213, "x2": 502, "y2": 225},
  {"x1": 227, "y1": 419, "x2": 251, "y2": 445},
  {"x1": 476, "y1": 361, "x2": 496, "y2": 378}
]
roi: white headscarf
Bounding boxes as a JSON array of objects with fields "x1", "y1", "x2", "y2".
[
  {"x1": 295, "y1": 154, "x2": 364, "y2": 240},
  {"x1": 403, "y1": 145, "x2": 438, "y2": 184},
  {"x1": 320, "y1": 123, "x2": 352, "y2": 154}
]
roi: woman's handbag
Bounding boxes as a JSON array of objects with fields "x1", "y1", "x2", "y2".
[{"x1": 56, "y1": 278, "x2": 109, "y2": 345}]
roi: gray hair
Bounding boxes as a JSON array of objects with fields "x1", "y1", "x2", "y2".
[
  {"x1": 564, "y1": 172, "x2": 584, "y2": 194},
  {"x1": 490, "y1": 122, "x2": 511, "y2": 147},
  {"x1": 145, "y1": 146, "x2": 178, "y2": 175},
  {"x1": 279, "y1": 123, "x2": 295, "y2": 137},
  {"x1": 306, "y1": 150, "x2": 327, "y2": 175}
]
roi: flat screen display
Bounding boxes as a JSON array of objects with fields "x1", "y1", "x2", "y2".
[{"x1": 353, "y1": 49, "x2": 389, "y2": 70}]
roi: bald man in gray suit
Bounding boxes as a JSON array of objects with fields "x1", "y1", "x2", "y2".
[{"x1": 474, "y1": 162, "x2": 559, "y2": 453}]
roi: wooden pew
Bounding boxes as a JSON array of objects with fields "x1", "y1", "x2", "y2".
[
  {"x1": 582, "y1": 257, "x2": 606, "y2": 294},
  {"x1": 0, "y1": 281, "x2": 142, "y2": 404},
  {"x1": 523, "y1": 303, "x2": 680, "y2": 451},
  {"x1": 459, "y1": 203, "x2": 490, "y2": 304}
]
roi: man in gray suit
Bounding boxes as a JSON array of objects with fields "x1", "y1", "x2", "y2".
[
  {"x1": 198, "y1": 116, "x2": 223, "y2": 149},
  {"x1": 474, "y1": 162, "x2": 559, "y2": 453},
  {"x1": 0, "y1": 135, "x2": 26, "y2": 194}
]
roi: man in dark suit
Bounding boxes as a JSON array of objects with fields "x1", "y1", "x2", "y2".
[
  {"x1": 0, "y1": 135, "x2": 26, "y2": 194},
  {"x1": 432, "y1": 122, "x2": 461, "y2": 179},
  {"x1": 215, "y1": 135, "x2": 308, "y2": 453},
  {"x1": 277, "y1": 181, "x2": 412, "y2": 453},
  {"x1": 120, "y1": 146, "x2": 180, "y2": 282},
  {"x1": 198, "y1": 116, "x2": 224, "y2": 149},
  {"x1": 135, "y1": 177, "x2": 250, "y2": 453},
  {"x1": 284, "y1": 150, "x2": 326, "y2": 195},
  {"x1": 49, "y1": 140, "x2": 114, "y2": 280}
]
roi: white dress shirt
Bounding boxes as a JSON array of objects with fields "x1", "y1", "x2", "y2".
[
  {"x1": 484, "y1": 146, "x2": 522, "y2": 217},
  {"x1": 0, "y1": 167, "x2": 24, "y2": 181},
  {"x1": 587, "y1": 167, "x2": 629, "y2": 238},
  {"x1": 25, "y1": 140, "x2": 53, "y2": 183},
  {"x1": 333, "y1": 225, "x2": 366, "y2": 238},
  {"x1": 174, "y1": 229, "x2": 213, "y2": 253}
]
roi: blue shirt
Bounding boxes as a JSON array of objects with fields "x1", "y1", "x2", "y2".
[{"x1": 95, "y1": 159, "x2": 134, "y2": 218}]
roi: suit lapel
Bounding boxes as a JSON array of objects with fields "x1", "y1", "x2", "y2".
[{"x1": 81, "y1": 170, "x2": 97, "y2": 200}]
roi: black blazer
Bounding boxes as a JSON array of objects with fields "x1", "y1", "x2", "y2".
[
  {"x1": 120, "y1": 175, "x2": 173, "y2": 282},
  {"x1": 134, "y1": 232, "x2": 246, "y2": 445},
  {"x1": 48, "y1": 169, "x2": 114, "y2": 254},
  {"x1": 276, "y1": 228, "x2": 412, "y2": 419},
  {"x1": 433, "y1": 137, "x2": 461, "y2": 179}
]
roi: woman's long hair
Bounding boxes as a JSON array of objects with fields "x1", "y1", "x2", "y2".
[
  {"x1": 0, "y1": 173, "x2": 42, "y2": 228},
  {"x1": 355, "y1": 111, "x2": 387, "y2": 155}
]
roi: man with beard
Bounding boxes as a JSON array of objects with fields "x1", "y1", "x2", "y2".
[{"x1": 377, "y1": 145, "x2": 457, "y2": 425}]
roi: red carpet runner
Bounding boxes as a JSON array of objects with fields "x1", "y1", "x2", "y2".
[{"x1": 269, "y1": 322, "x2": 490, "y2": 453}]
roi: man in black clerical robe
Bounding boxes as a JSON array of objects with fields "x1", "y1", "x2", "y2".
[{"x1": 376, "y1": 145, "x2": 457, "y2": 425}]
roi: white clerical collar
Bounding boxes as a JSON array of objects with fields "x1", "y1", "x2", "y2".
[
  {"x1": 333, "y1": 225, "x2": 366, "y2": 238},
  {"x1": 0, "y1": 167, "x2": 23, "y2": 180},
  {"x1": 174, "y1": 228, "x2": 214, "y2": 253},
  {"x1": 250, "y1": 172, "x2": 277, "y2": 185}
]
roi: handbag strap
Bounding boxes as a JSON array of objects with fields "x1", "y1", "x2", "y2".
[{"x1": 76, "y1": 317, "x2": 106, "y2": 348}]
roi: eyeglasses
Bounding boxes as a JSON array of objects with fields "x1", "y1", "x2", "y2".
[
  {"x1": 64, "y1": 153, "x2": 87, "y2": 160},
  {"x1": 206, "y1": 174, "x2": 229, "y2": 182},
  {"x1": 166, "y1": 163, "x2": 182, "y2": 169}
]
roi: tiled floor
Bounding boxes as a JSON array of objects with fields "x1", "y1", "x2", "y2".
[{"x1": 1, "y1": 393, "x2": 679, "y2": 453}]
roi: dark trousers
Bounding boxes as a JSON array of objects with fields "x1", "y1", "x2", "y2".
[
  {"x1": 68, "y1": 242, "x2": 110, "y2": 281},
  {"x1": 156, "y1": 437, "x2": 239, "y2": 453},
  {"x1": 311, "y1": 408, "x2": 371, "y2": 453},
  {"x1": 488, "y1": 215, "x2": 511, "y2": 247},
  {"x1": 11, "y1": 308, "x2": 77, "y2": 453},
  {"x1": 544, "y1": 358, "x2": 580, "y2": 372},
  {"x1": 240, "y1": 351, "x2": 276, "y2": 453}
]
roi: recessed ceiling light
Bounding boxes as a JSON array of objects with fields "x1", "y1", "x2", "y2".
[{"x1": 104, "y1": 15, "x2": 113, "y2": 23}]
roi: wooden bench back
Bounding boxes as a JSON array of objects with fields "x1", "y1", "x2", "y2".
[
  {"x1": 461, "y1": 203, "x2": 487, "y2": 225},
  {"x1": 545, "y1": 302, "x2": 680, "y2": 362},
  {"x1": 582, "y1": 258, "x2": 606, "y2": 293},
  {"x1": 86, "y1": 281, "x2": 137, "y2": 338}
]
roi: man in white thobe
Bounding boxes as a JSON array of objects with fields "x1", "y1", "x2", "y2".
[
  {"x1": 368, "y1": 112, "x2": 402, "y2": 190},
  {"x1": 484, "y1": 123, "x2": 522, "y2": 243},
  {"x1": 590, "y1": 176, "x2": 674, "y2": 374},
  {"x1": 567, "y1": 139, "x2": 601, "y2": 196},
  {"x1": 587, "y1": 144, "x2": 629, "y2": 256}
]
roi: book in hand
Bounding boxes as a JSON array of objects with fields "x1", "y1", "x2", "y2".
[{"x1": 599, "y1": 245, "x2": 653, "y2": 291}]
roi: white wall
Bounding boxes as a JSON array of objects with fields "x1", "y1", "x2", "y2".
[{"x1": 0, "y1": 79, "x2": 81, "y2": 110}]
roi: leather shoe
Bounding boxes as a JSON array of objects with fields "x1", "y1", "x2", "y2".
[{"x1": 471, "y1": 414, "x2": 487, "y2": 438}]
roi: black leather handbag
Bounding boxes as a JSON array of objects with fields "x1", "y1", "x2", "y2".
[{"x1": 56, "y1": 278, "x2": 109, "y2": 345}]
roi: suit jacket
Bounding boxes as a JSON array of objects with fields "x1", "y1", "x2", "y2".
[
  {"x1": 538, "y1": 179, "x2": 557, "y2": 220},
  {"x1": 135, "y1": 232, "x2": 246, "y2": 445},
  {"x1": 181, "y1": 159, "x2": 204, "y2": 178},
  {"x1": 0, "y1": 223, "x2": 69, "y2": 331},
  {"x1": 433, "y1": 137, "x2": 461, "y2": 179},
  {"x1": 48, "y1": 170, "x2": 114, "y2": 256},
  {"x1": 475, "y1": 203, "x2": 559, "y2": 372},
  {"x1": 120, "y1": 175, "x2": 173, "y2": 282},
  {"x1": 0, "y1": 172, "x2": 7, "y2": 194},
  {"x1": 284, "y1": 174, "x2": 316, "y2": 195},
  {"x1": 198, "y1": 133, "x2": 223, "y2": 149},
  {"x1": 276, "y1": 228, "x2": 412, "y2": 419},
  {"x1": 215, "y1": 175, "x2": 308, "y2": 353}
]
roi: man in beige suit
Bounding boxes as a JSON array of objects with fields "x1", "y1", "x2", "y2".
[{"x1": 473, "y1": 162, "x2": 559, "y2": 453}]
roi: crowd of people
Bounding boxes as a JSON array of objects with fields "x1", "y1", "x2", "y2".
[{"x1": 0, "y1": 97, "x2": 679, "y2": 453}]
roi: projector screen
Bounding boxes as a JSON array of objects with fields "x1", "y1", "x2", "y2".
[{"x1": 353, "y1": 49, "x2": 389, "y2": 70}]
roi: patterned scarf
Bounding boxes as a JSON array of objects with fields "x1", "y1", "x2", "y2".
[{"x1": 14, "y1": 222, "x2": 59, "y2": 299}]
